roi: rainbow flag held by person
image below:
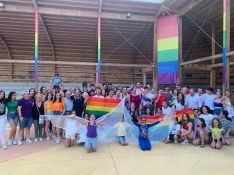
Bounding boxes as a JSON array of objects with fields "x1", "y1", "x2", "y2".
[
  {"x1": 137, "y1": 114, "x2": 164, "y2": 124},
  {"x1": 176, "y1": 108, "x2": 194, "y2": 123},
  {"x1": 86, "y1": 97, "x2": 120, "y2": 118}
]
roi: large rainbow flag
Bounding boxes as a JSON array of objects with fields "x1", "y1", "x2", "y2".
[
  {"x1": 176, "y1": 108, "x2": 194, "y2": 124},
  {"x1": 86, "y1": 97, "x2": 120, "y2": 118},
  {"x1": 157, "y1": 14, "x2": 179, "y2": 84}
]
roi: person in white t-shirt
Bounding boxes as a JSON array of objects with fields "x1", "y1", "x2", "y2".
[
  {"x1": 203, "y1": 87, "x2": 216, "y2": 114},
  {"x1": 199, "y1": 106, "x2": 214, "y2": 129},
  {"x1": 164, "y1": 117, "x2": 181, "y2": 144},
  {"x1": 93, "y1": 87, "x2": 104, "y2": 98},
  {"x1": 196, "y1": 88, "x2": 204, "y2": 106},
  {"x1": 162, "y1": 101, "x2": 171, "y2": 115},
  {"x1": 174, "y1": 93, "x2": 185, "y2": 110},
  {"x1": 185, "y1": 88, "x2": 201, "y2": 109},
  {"x1": 141, "y1": 87, "x2": 155, "y2": 106}
]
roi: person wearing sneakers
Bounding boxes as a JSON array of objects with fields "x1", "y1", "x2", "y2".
[
  {"x1": 164, "y1": 117, "x2": 181, "y2": 144},
  {"x1": 6, "y1": 91, "x2": 19, "y2": 146},
  {"x1": 17, "y1": 90, "x2": 33, "y2": 145},
  {"x1": 180, "y1": 113, "x2": 193, "y2": 144},
  {"x1": 0, "y1": 90, "x2": 7, "y2": 150},
  {"x1": 32, "y1": 93, "x2": 45, "y2": 142}
]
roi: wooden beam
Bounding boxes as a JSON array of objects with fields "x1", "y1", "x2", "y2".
[
  {"x1": 210, "y1": 62, "x2": 234, "y2": 68},
  {"x1": 0, "y1": 59, "x2": 153, "y2": 68},
  {"x1": 178, "y1": 15, "x2": 183, "y2": 84},
  {"x1": 210, "y1": 24, "x2": 216, "y2": 87},
  {"x1": 32, "y1": 0, "x2": 56, "y2": 75},
  {"x1": 180, "y1": 51, "x2": 234, "y2": 65},
  {"x1": 142, "y1": 68, "x2": 146, "y2": 87},
  {"x1": 0, "y1": 34, "x2": 13, "y2": 80},
  {"x1": 1, "y1": 4, "x2": 155, "y2": 22},
  {"x1": 180, "y1": 0, "x2": 205, "y2": 15}
]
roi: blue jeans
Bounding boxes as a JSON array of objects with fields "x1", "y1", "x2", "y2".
[
  {"x1": 19, "y1": 118, "x2": 33, "y2": 129},
  {"x1": 118, "y1": 136, "x2": 126, "y2": 143},
  {"x1": 53, "y1": 111, "x2": 62, "y2": 115},
  {"x1": 7, "y1": 112, "x2": 19, "y2": 122},
  {"x1": 139, "y1": 136, "x2": 151, "y2": 151}
]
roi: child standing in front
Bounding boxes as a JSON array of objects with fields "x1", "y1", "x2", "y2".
[
  {"x1": 113, "y1": 117, "x2": 128, "y2": 146},
  {"x1": 76, "y1": 114, "x2": 110, "y2": 153},
  {"x1": 210, "y1": 118, "x2": 223, "y2": 149}
]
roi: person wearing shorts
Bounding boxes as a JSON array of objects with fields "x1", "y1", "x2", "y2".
[{"x1": 17, "y1": 90, "x2": 33, "y2": 145}]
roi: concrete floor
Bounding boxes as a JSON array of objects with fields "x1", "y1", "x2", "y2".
[{"x1": 0, "y1": 140, "x2": 234, "y2": 175}]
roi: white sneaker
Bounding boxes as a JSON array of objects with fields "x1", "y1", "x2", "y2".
[
  {"x1": 8, "y1": 139, "x2": 13, "y2": 146},
  {"x1": 34, "y1": 138, "x2": 38, "y2": 142},
  {"x1": 26, "y1": 139, "x2": 32, "y2": 144},
  {"x1": 181, "y1": 140, "x2": 188, "y2": 145},
  {"x1": 46, "y1": 136, "x2": 50, "y2": 141},
  {"x1": 18, "y1": 139, "x2": 22, "y2": 146},
  {"x1": 39, "y1": 138, "x2": 43, "y2": 142},
  {"x1": 56, "y1": 137, "x2": 61, "y2": 144},
  {"x1": 2, "y1": 144, "x2": 8, "y2": 150},
  {"x1": 13, "y1": 140, "x2": 18, "y2": 145}
]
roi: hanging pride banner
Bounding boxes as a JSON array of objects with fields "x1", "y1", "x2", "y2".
[
  {"x1": 157, "y1": 14, "x2": 179, "y2": 84},
  {"x1": 222, "y1": 0, "x2": 227, "y2": 83},
  {"x1": 86, "y1": 97, "x2": 120, "y2": 118}
]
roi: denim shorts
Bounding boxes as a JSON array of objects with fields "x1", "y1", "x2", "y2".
[
  {"x1": 7, "y1": 112, "x2": 19, "y2": 122},
  {"x1": 19, "y1": 117, "x2": 33, "y2": 129},
  {"x1": 85, "y1": 137, "x2": 98, "y2": 149},
  {"x1": 53, "y1": 111, "x2": 62, "y2": 116},
  {"x1": 118, "y1": 136, "x2": 126, "y2": 143}
]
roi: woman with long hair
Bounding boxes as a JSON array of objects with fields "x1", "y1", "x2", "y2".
[
  {"x1": 52, "y1": 92, "x2": 65, "y2": 144},
  {"x1": 6, "y1": 91, "x2": 19, "y2": 146},
  {"x1": 222, "y1": 90, "x2": 234, "y2": 118},
  {"x1": 44, "y1": 93, "x2": 53, "y2": 141},
  {"x1": 180, "y1": 113, "x2": 193, "y2": 144},
  {"x1": 0, "y1": 90, "x2": 7, "y2": 150}
]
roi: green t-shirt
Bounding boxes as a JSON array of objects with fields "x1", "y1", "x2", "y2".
[
  {"x1": 210, "y1": 126, "x2": 223, "y2": 140},
  {"x1": 7, "y1": 100, "x2": 19, "y2": 113}
]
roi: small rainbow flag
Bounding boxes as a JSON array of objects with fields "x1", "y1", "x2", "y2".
[
  {"x1": 176, "y1": 108, "x2": 194, "y2": 123},
  {"x1": 86, "y1": 97, "x2": 120, "y2": 118},
  {"x1": 137, "y1": 114, "x2": 164, "y2": 124}
]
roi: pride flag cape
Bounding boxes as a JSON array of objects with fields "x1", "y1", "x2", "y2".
[
  {"x1": 86, "y1": 97, "x2": 120, "y2": 118},
  {"x1": 176, "y1": 108, "x2": 194, "y2": 124},
  {"x1": 137, "y1": 114, "x2": 164, "y2": 124}
]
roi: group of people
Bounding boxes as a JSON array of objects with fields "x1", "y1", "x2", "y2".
[{"x1": 0, "y1": 75, "x2": 233, "y2": 152}]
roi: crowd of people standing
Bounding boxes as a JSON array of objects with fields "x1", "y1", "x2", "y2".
[{"x1": 0, "y1": 74, "x2": 233, "y2": 151}]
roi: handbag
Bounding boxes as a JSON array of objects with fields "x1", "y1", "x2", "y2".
[{"x1": 36, "y1": 103, "x2": 45, "y2": 125}]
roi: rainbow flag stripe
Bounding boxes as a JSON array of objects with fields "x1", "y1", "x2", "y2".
[
  {"x1": 137, "y1": 115, "x2": 164, "y2": 124},
  {"x1": 34, "y1": 8, "x2": 39, "y2": 82},
  {"x1": 176, "y1": 108, "x2": 194, "y2": 123},
  {"x1": 86, "y1": 97, "x2": 120, "y2": 118},
  {"x1": 157, "y1": 14, "x2": 179, "y2": 84},
  {"x1": 97, "y1": 13, "x2": 101, "y2": 82},
  {"x1": 223, "y1": 0, "x2": 227, "y2": 83}
]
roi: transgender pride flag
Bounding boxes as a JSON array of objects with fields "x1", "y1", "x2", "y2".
[{"x1": 157, "y1": 14, "x2": 179, "y2": 84}]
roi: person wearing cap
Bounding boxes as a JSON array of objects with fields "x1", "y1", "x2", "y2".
[
  {"x1": 17, "y1": 90, "x2": 33, "y2": 145},
  {"x1": 132, "y1": 117, "x2": 163, "y2": 151}
]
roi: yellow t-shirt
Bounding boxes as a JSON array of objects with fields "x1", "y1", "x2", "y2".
[
  {"x1": 210, "y1": 126, "x2": 223, "y2": 140},
  {"x1": 45, "y1": 101, "x2": 53, "y2": 113},
  {"x1": 52, "y1": 100, "x2": 65, "y2": 113},
  {"x1": 113, "y1": 122, "x2": 126, "y2": 136}
]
